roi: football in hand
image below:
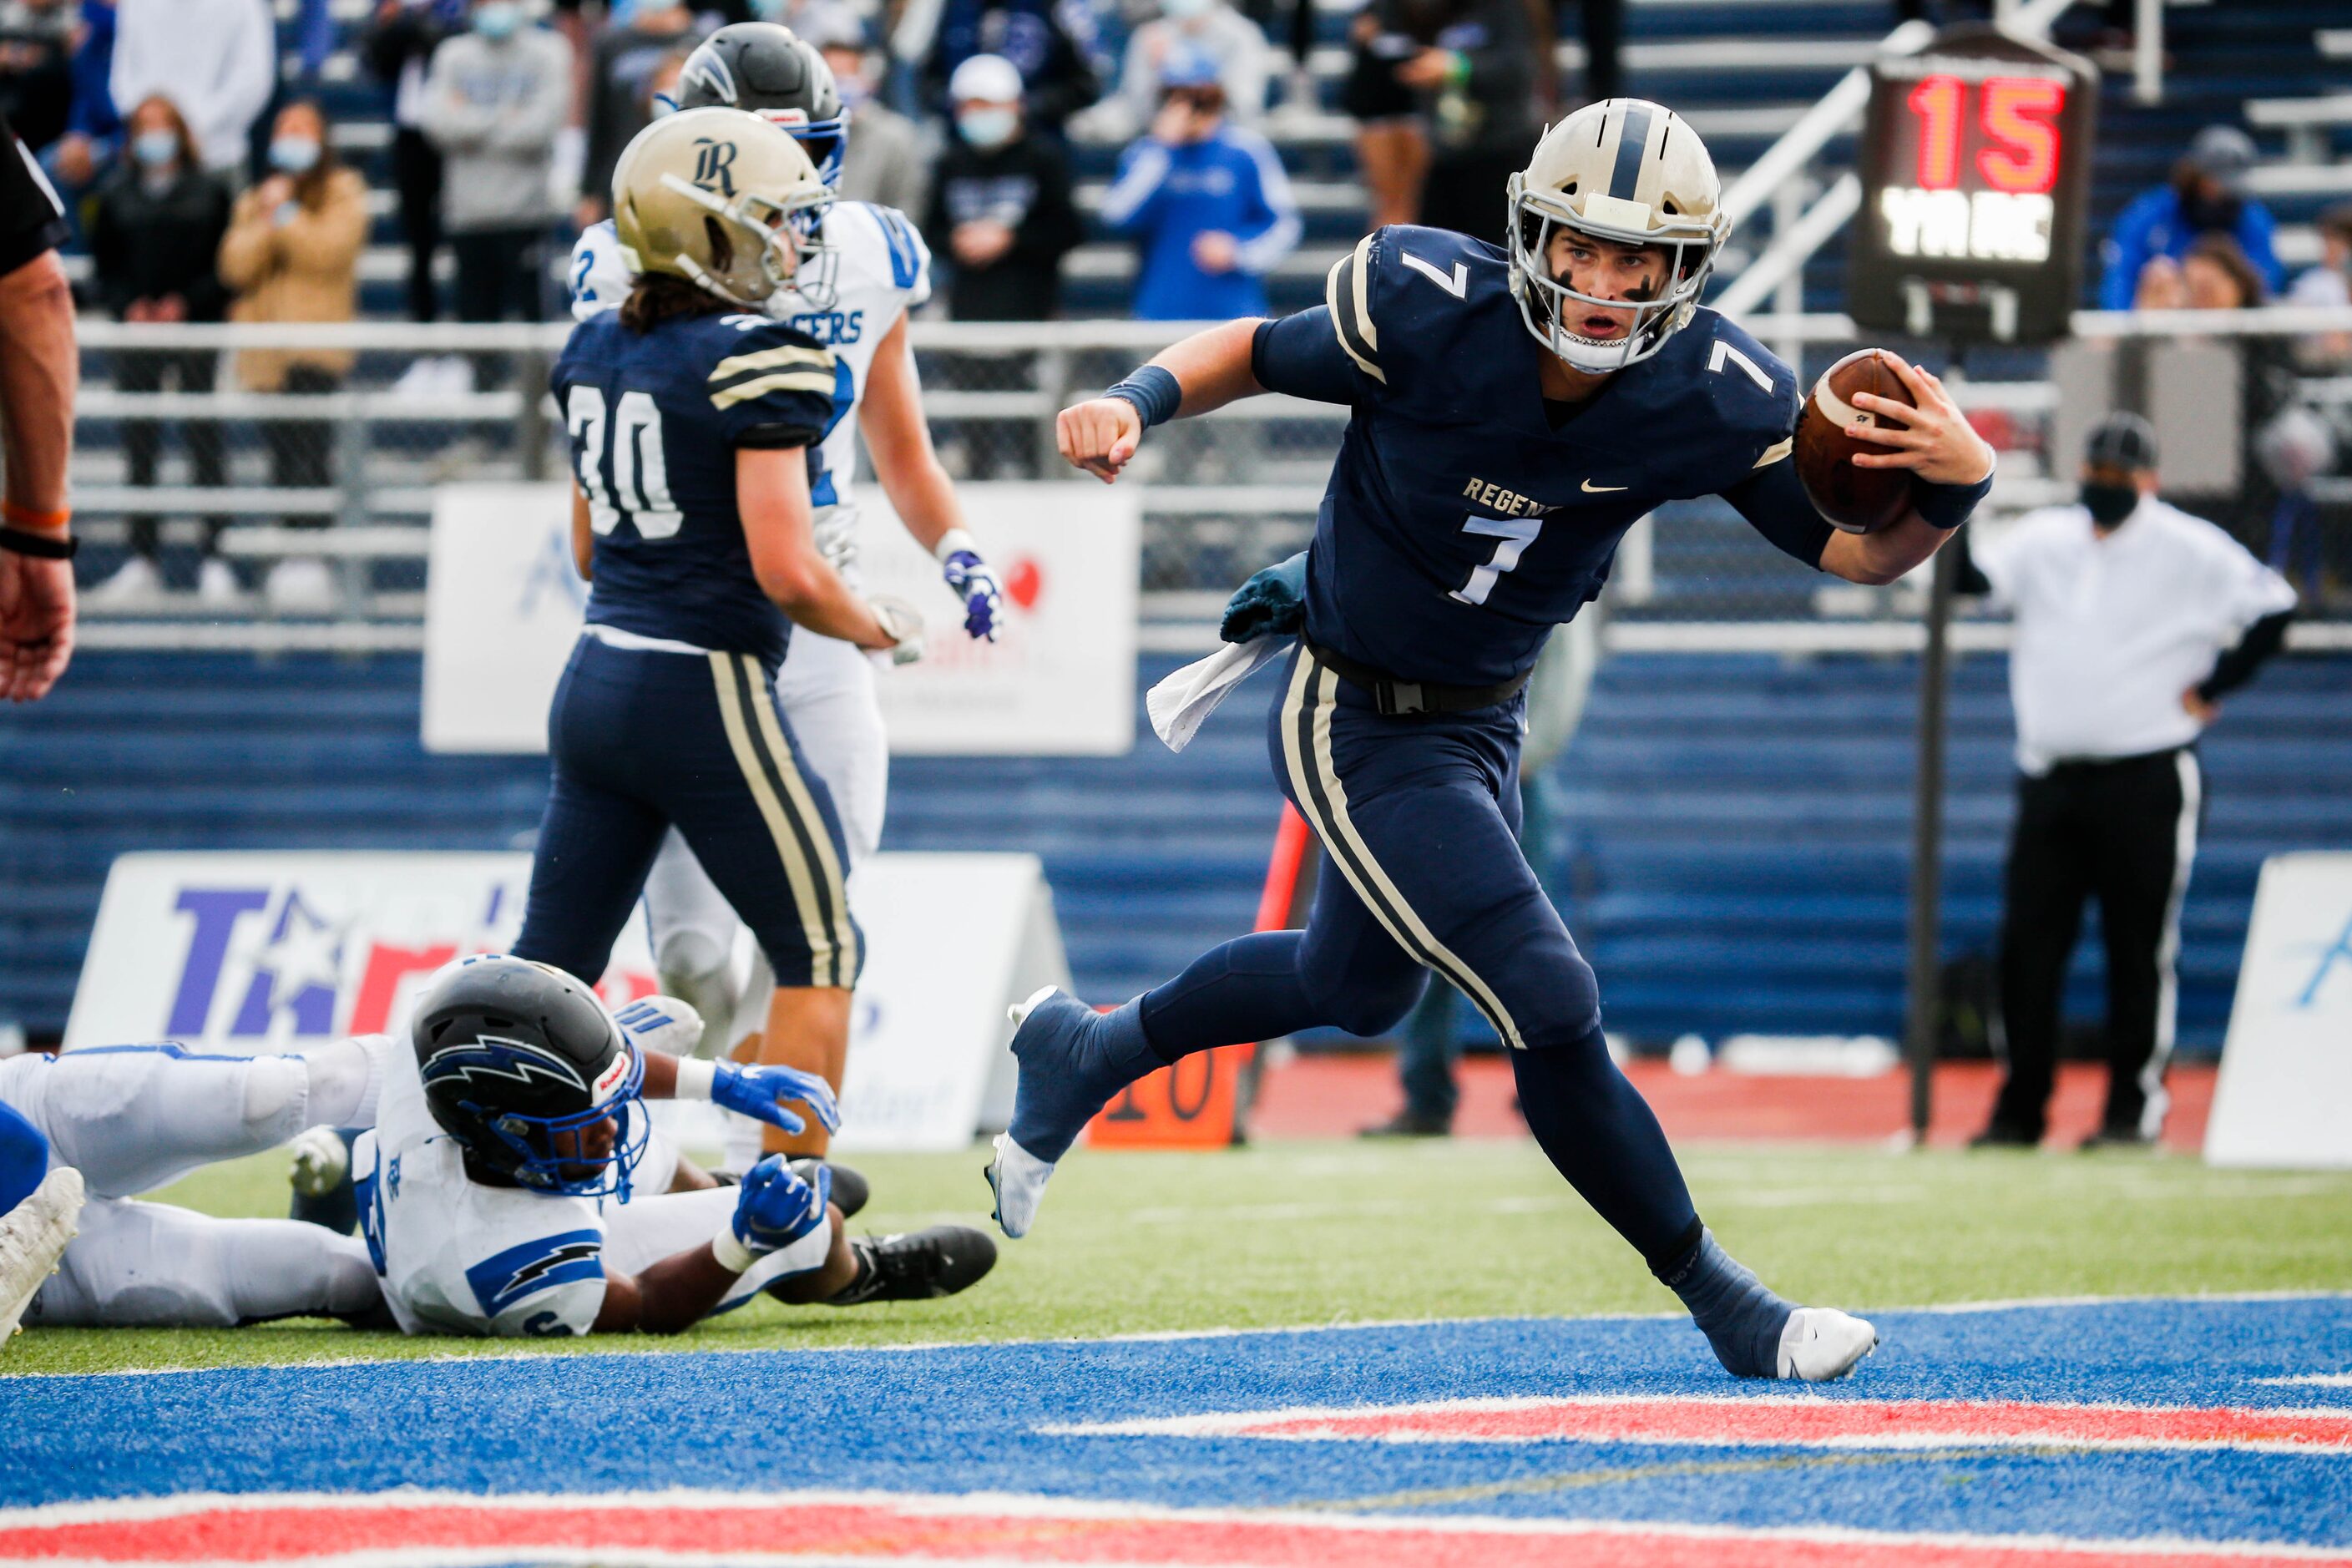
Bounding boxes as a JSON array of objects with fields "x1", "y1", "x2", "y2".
[{"x1": 1794, "y1": 349, "x2": 1917, "y2": 534}]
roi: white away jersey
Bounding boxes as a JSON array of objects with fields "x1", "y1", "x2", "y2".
[
  {"x1": 354, "y1": 1039, "x2": 608, "y2": 1338},
  {"x1": 568, "y1": 202, "x2": 933, "y2": 567}
]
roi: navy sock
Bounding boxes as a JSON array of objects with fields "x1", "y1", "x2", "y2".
[
  {"x1": 1657, "y1": 1227, "x2": 1793, "y2": 1378},
  {"x1": 1138, "y1": 932, "x2": 1317, "y2": 1064},
  {"x1": 1509, "y1": 1029, "x2": 1700, "y2": 1266}
]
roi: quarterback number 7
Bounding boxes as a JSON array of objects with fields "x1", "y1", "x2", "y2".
[{"x1": 1449, "y1": 513, "x2": 1542, "y2": 606}]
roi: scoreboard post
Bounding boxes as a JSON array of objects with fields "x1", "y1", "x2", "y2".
[{"x1": 1848, "y1": 25, "x2": 2098, "y2": 346}]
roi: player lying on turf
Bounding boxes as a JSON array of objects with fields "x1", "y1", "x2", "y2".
[
  {"x1": 355, "y1": 956, "x2": 994, "y2": 1336},
  {"x1": 1001, "y1": 99, "x2": 1998, "y2": 1382}
]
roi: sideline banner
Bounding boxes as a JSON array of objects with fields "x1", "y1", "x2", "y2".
[
  {"x1": 2205, "y1": 852, "x2": 2352, "y2": 1169},
  {"x1": 421, "y1": 482, "x2": 1138, "y2": 756},
  {"x1": 63, "y1": 850, "x2": 1064, "y2": 1152}
]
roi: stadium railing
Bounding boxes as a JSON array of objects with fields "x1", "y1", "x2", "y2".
[{"x1": 65, "y1": 306, "x2": 2352, "y2": 654}]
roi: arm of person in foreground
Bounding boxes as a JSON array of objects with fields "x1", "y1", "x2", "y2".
[{"x1": 0, "y1": 247, "x2": 78, "y2": 701}]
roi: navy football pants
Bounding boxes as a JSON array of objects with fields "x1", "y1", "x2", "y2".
[
  {"x1": 1140, "y1": 647, "x2": 1700, "y2": 1268},
  {"x1": 513, "y1": 635, "x2": 861, "y2": 991}
]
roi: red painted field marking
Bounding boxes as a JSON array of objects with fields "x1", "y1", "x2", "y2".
[
  {"x1": 1, "y1": 1493, "x2": 2348, "y2": 1568},
  {"x1": 1056, "y1": 1395, "x2": 2352, "y2": 1454}
]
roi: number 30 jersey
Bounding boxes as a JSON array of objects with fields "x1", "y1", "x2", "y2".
[
  {"x1": 553, "y1": 309, "x2": 850, "y2": 671},
  {"x1": 1255, "y1": 225, "x2": 1834, "y2": 689}
]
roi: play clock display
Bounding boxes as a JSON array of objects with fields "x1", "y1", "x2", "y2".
[{"x1": 1849, "y1": 25, "x2": 2098, "y2": 344}]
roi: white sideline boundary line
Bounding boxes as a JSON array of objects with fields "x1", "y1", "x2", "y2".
[
  {"x1": 6, "y1": 1483, "x2": 2352, "y2": 1564},
  {"x1": 8, "y1": 1290, "x2": 2350, "y2": 1383}
]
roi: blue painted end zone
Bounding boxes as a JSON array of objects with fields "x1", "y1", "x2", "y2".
[{"x1": 8, "y1": 1297, "x2": 2350, "y2": 1551}]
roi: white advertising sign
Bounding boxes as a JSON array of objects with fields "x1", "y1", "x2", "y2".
[
  {"x1": 2205, "y1": 852, "x2": 2352, "y2": 1169},
  {"x1": 421, "y1": 482, "x2": 1138, "y2": 756},
  {"x1": 63, "y1": 850, "x2": 1065, "y2": 1152}
]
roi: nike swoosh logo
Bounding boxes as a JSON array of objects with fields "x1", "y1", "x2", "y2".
[{"x1": 1582, "y1": 480, "x2": 1629, "y2": 493}]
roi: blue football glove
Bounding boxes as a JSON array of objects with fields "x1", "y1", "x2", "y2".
[
  {"x1": 711, "y1": 1060, "x2": 842, "y2": 1136},
  {"x1": 1219, "y1": 552, "x2": 1308, "y2": 644},
  {"x1": 731, "y1": 1156, "x2": 832, "y2": 1256},
  {"x1": 942, "y1": 549, "x2": 1004, "y2": 642}
]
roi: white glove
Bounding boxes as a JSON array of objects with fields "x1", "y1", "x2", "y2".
[
  {"x1": 866, "y1": 594, "x2": 926, "y2": 666},
  {"x1": 612, "y1": 995, "x2": 706, "y2": 1059},
  {"x1": 288, "y1": 1126, "x2": 349, "y2": 1197}
]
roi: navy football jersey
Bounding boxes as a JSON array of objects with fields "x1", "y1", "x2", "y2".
[
  {"x1": 1253, "y1": 225, "x2": 1833, "y2": 688},
  {"x1": 552, "y1": 310, "x2": 853, "y2": 670}
]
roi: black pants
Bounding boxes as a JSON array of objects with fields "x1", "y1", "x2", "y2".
[
  {"x1": 392, "y1": 127, "x2": 444, "y2": 324},
  {"x1": 1421, "y1": 145, "x2": 1525, "y2": 247},
  {"x1": 118, "y1": 348, "x2": 226, "y2": 561},
  {"x1": 451, "y1": 225, "x2": 545, "y2": 324},
  {"x1": 1990, "y1": 747, "x2": 2202, "y2": 1141},
  {"x1": 263, "y1": 364, "x2": 341, "y2": 531}
]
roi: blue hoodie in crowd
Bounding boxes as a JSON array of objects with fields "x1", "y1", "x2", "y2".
[{"x1": 1101, "y1": 121, "x2": 1299, "y2": 321}]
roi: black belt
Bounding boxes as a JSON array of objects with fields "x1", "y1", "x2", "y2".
[
  {"x1": 1304, "y1": 640, "x2": 1531, "y2": 717},
  {"x1": 2044, "y1": 745, "x2": 2190, "y2": 775}
]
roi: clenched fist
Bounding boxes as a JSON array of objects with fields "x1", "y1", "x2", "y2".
[{"x1": 1056, "y1": 397, "x2": 1145, "y2": 483}]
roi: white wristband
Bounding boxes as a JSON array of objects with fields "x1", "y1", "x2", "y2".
[
  {"x1": 670, "y1": 1056, "x2": 716, "y2": 1102},
  {"x1": 933, "y1": 528, "x2": 979, "y2": 564},
  {"x1": 711, "y1": 1219, "x2": 760, "y2": 1274}
]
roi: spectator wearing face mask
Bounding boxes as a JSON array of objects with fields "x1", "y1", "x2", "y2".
[
  {"x1": 362, "y1": 0, "x2": 472, "y2": 325},
  {"x1": 920, "y1": 0, "x2": 1102, "y2": 137},
  {"x1": 0, "y1": 0, "x2": 78, "y2": 154},
  {"x1": 1106, "y1": 0, "x2": 1269, "y2": 137},
  {"x1": 1099, "y1": 55, "x2": 1297, "y2": 321},
  {"x1": 575, "y1": 0, "x2": 700, "y2": 230},
  {"x1": 2099, "y1": 125, "x2": 2284, "y2": 311},
  {"x1": 215, "y1": 99, "x2": 367, "y2": 612},
  {"x1": 420, "y1": 0, "x2": 572, "y2": 348},
  {"x1": 923, "y1": 53, "x2": 1083, "y2": 321},
  {"x1": 84, "y1": 93, "x2": 234, "y2": 606},
  {"x1": 109, "y1": 0, "x2": 273, "y2": 181},
  {"x1": 807, "y1": 9, "x2": 928, "y2": 220}
]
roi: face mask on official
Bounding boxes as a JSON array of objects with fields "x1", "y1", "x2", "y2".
[{"x1": 2081, "y1": 479, "x2": 2141, "y2": 527}]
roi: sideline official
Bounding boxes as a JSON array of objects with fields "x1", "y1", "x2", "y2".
[{"x1": 1962, "y1": 413, "x2": 2297, "y2": 1151}]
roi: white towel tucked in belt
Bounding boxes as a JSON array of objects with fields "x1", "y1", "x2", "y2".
[{"x1": 1146, "y1": 636, "x2": 1294, "y2": 752}]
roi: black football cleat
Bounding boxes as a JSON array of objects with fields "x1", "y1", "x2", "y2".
[
  {"x1": 827, "y1": 1225, "x2": 997, "y2": 1306},
  {"x1": 790, "y1": 1159, "x2": 869, "y2": 1219},
  {"x1": 1968, "y1": 1120, "x2": 2040, "y2": 1150}
]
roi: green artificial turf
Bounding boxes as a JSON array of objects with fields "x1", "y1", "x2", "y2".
[{"x1": 9, "y1": 1137, "x2": 2349, "y2": 1377}]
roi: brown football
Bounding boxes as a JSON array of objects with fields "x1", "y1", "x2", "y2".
[{"x1": 1794, "y1": 348, "x2": 1917, "y2": 534}]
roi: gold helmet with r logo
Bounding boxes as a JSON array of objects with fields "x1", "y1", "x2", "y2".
[{"x1": 611, "y1": 106, "x2": 830, "y2": 308}]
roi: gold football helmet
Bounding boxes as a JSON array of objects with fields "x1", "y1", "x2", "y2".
[
  {"x1": 1505, "y1": 99, "x2": 1729, "y2": 372},
  {"x1": 611, "y1": 105, "x2": 830, "y2": 308}
]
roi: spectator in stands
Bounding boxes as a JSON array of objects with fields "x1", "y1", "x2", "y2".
[
  {"x1": 576, "y1": 0, "x2": 701, "y2": 230},
  {"x1": 1097, "y1": 0, "x2": 1270, "y2": 139},
  {"x1": 362, "y1": 0, "x2": 472, "y2": 326},
  {"x1": 422, "y1": 0, "x2": 573, "y2": 376},
  {"x1": 924, "y1": 53, "x2": 1082, "y2": 321},
  {"x1": 1100, "y1": 55, "x2": 1297, "y2": 321},
  {"x1": 43, "y1": 0, "x2": 117, "y2": 246},
  {"x1": 216, "y1": 100, "x2": 367, "y2": 614},
  {"x1": 0, "y1": 0, "x2": 79, "y2": 153},
  {"x1": 2285, "y1": 204, "x2": 2352, "y2": 367},
  {"x1": 109, "y1": 0, "x2": 273, "y2": 181},
  {"x1": 84, "y1": 94, "x2": 235, "y2": 608},
  {"x1": 1960, "y1": 413, "x2": 2296, "y2": 1151},
  {"x1": 921, "y1": 0, "x2": 1101, "y2": 138},
  {"x1": 2098, "y1": 125, "x2": 2284, "y2": 312},
  {"x1": 1408, "y1": 0, "x2": 1535, "y2": 247},
  {"x1": 1342, "y1": 0, "x2": 1433, "y2": 230},
  {"x1": 806, "y1": 8, "x2": 931, "y2": 219}
]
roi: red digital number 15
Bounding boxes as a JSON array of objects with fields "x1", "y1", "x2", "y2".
[{"x1": 1904, "y1": 74, "x2": 2065, "y2": 196}]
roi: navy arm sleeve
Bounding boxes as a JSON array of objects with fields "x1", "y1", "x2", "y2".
[
  {"x1": 2197, "y1": 607, "x2": 2294, "y2": 701},
  {"x1": 1720, "y1": 453, "x2": 1836, "y2": 572},
  {"x1": 1252, "y1": 308, "x2": 1363, "y2": 407}
]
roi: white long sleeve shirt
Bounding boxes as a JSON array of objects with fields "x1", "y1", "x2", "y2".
[
  {"x1": 1974, "y1": 497, "x2": 2298, "y2": 775},
  {"x1": 110, "y1": 0, "x2": 277, "y2": 176}
]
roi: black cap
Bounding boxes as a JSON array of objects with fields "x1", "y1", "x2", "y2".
[{"x1": 2084, "y1": 412, "x2": 2158, "y2": 473}]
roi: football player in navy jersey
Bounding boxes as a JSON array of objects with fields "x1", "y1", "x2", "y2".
[
  {"x1": 999, "y1": 99, "x2": 2000, "y2": 1382},
  {"x1": 511, "y1": 109, "x2": 923, "y2": 1116}
]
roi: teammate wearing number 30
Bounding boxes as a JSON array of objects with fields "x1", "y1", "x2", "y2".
[
  {"x1": 1014, "y1": 99, "x2": 2000, "y2": 1382},
  {"x1": 512, "y1": 109, "x2": 908, "y2": 1084}
]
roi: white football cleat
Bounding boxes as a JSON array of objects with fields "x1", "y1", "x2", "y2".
[
  {"x1": 0, "y1": 1166, "x2": 84, "y2": 1345},
  {"x1": 287, "y1": 1126, "x2": 351, "y2": 1197},
  {"x1": 1777, "y1": 1306, "x2": 1880, "y2": 1381},
  {"x1": 984, "y1": 1132, "x2": 1056, "y2": 1240}
]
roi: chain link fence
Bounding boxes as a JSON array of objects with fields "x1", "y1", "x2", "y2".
[{"x1": 63, "y1": 309, "x2": 2352, "y2": 644}]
